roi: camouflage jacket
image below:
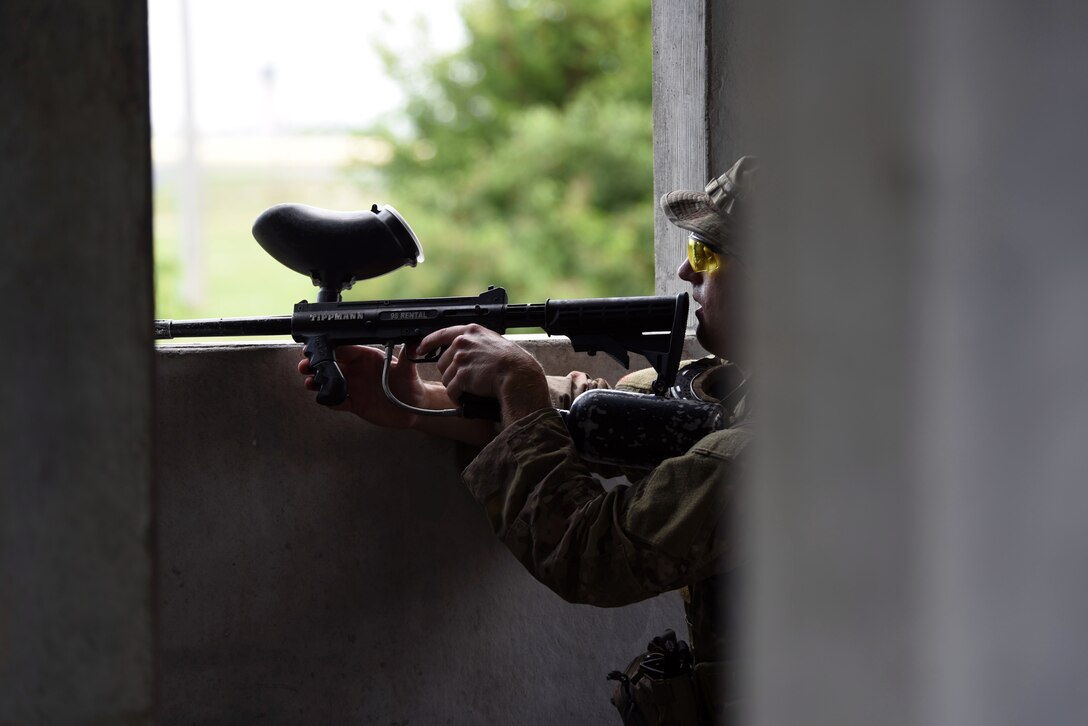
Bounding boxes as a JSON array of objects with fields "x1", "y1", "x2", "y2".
[{"x1": 460, "y1": 360, "x2": 751, "y2": 666}]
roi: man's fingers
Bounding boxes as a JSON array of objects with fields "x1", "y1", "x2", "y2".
[
  {"x1": 442, "y1": 369, "x2": 464, "y2": 403},
  {"x1": 332, "y1": 344, "x2": 380, "y2": 364},
  {"x1": 390, "y1": 344, "x2": 417, "y2": 379},
  {"x1": 435, "y1": 341, "x2": 467, "y2": 377},
  {"x1": 419, "y1": 326, "x2": 472, "y2": 357},
  {"x1": 300, "y1": 345, "x2": 374, "y2": 376}
]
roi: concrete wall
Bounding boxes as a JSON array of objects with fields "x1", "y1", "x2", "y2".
[
  {"x1": 154, "y1": 339, "x2": 700, "y2": 724},
  {"x1": 0, "y1": 2, "x2": 156, "y2": 723}
]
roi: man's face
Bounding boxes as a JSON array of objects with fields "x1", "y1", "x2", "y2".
[{"x1": 677, "y1": 242, "x2": 745, "y2": 362}]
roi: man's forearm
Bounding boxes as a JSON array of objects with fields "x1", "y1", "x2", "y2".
[
  {"x1": 411, "y1": 381, "x2": 499, "y2": 446},
  {"x1": 497, "y1": 365, "x2": 553, "y2": 430},
  {"x1": 414, "y1": 366, "x2": 576, "y2": 445}
]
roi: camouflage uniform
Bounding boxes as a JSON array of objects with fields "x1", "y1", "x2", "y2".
[{"x1": 461, "y1": 360, "x2": 750, "y2": 721}]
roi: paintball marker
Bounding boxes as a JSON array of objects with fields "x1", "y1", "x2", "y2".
[{"x1": 155, "y1": 203, "x2": 690, "y2": 421}]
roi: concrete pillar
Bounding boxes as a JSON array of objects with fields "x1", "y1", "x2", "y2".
[
  {"x1": 741, "y1": 0, "x2": 1088, "y2": 725},
  {"x1": 652, "y1": 0, "x2": 737, "y2": 302},
  {"x1": 0, "y1": 2, "x2": 155, "y2": 722}
]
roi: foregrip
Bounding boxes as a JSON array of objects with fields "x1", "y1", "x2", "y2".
[{"x1": 303, "y1": 335, "x2": 348, "y2": 406}]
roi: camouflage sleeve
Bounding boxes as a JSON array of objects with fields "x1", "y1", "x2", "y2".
[
  {"x1": 545, "y1": 372, "x2": 611, "y2": 409},
  {"x1": 461, "y1": 408, "x2": 746, "y2": 607}
]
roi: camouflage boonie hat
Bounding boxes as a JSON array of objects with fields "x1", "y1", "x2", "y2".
[{"x1": 660, "y1": 155, "x2": 757, "y2": 250}]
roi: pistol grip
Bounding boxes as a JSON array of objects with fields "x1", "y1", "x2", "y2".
[{"x1": 303, "y1": 336, "x2": 348, "y2": 406}]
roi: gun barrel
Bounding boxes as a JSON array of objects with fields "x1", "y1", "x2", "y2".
[{"x1": 155, "y1": 316, "x2": 292, "y2": 339}]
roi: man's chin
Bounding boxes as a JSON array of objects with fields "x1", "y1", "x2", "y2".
[
  {"x1": 694, "y1": 322, "x2": 729, "y2": 359},
  {"x1": 694, "y1": 323, "x2": 713, "y2": 354}
]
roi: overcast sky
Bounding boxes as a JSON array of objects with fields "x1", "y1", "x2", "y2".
[{"x1": 149, "y1": 0, "x2": 467, "y2": 136}]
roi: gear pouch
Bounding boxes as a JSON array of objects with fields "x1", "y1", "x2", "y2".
[{"x1": 608, "y1": 651, "x2": 702, "y2": 725}]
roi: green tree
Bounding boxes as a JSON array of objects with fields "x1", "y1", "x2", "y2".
[{"x1": 356, "y1": 0, "x2": 654, "y2": 304}]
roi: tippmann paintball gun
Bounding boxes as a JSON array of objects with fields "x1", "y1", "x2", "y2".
[{"x1": 155, "y1": 203, "x2": 693, "y2": 423}]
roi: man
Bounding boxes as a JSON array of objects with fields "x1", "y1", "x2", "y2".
[{"x1": 298, "y1": 157, "x2": 756, "y2": 724}]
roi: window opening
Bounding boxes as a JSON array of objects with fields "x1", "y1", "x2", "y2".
[{"x1": 150, "y1": 0, "x2": 654, "y2": 339}]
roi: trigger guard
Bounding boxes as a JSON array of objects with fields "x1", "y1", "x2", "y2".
[{"x1": 408, "y1": 345, "x2": 445, "y2": 364}]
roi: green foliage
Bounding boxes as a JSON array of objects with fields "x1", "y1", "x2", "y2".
[{"x1": 362, "y1": 0, "x2": 655, "y2": 301}]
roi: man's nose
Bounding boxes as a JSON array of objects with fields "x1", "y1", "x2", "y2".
[{"x1": 677, "y1": 256, "x2": 697, "y2": 282}]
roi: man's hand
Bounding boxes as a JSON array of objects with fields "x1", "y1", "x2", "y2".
[
  {"x1": 297, "y1": 342, "x2": 500, "y2": 446},
  {"x1": 298, "y1": 343, "x2": 445, "y2": 429},
  {"x1": 420, "y1": 325, "x2": 552, "y2": 428}
]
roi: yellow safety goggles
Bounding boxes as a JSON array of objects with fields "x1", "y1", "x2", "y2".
[{"x1": 687, "y1": 235, "x2": 727, "y2": 273}]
